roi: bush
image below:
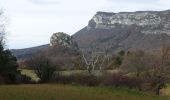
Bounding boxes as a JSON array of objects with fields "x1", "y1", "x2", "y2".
[
  {"x1": 26, "y1": 55, "x2": 57, "y2": 83},
  {"x1": 102, "y1": 73, "x2": 142, "y2": 89},
  {"x1": 19, "y1": 75, "x2": 32, "y2": 84},
  {"x1": 52, "y1": 73, "x2": 142, "y2": 89},
  {"x1": 73, "y1": 74, "x2": 100, "y2": 86},
  {"x1": 52, "y1": 73, "x2": 100, "y2": 86},
  {"x1": 53, "y1": 75, "x2": 73, "y2": 84}
]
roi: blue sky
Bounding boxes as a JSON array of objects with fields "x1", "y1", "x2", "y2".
[{"x1": 0, "y1": 0, "x2": 170, "y2": 49}]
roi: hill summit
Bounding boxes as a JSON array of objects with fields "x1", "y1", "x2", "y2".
[{"x1": 73, "y1": 10, "x2": 170, "y2": 53}]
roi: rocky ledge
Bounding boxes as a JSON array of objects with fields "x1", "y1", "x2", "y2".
[{"x1": 88, "y1": 10, "x2": 170, "y2": 35}]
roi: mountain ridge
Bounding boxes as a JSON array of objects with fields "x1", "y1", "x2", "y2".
[
  {"x1": 73, "y1": 9, "x2": 170, "y2": 53},
  {"x1": 12, "y1": 9, "x2": 170, "y2": 60}
]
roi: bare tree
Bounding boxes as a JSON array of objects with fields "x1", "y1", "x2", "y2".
[
  {"x1": 121, "y1": 50, "x2": 152, "y2": 78},
  {"x1": 121, "y1": 34, "x2": 170, "y2": 95},
  {"x1": 81, "y1": 50, "x2": 107, "y2": 73},
  {"x1": 0, "y1": 10, "x2": 5, "y2": 46},
  {"x1": 0, "y1": 10, "x2": 6, "y2": 38},
  {"x1": 26, "y1": 54, "x2": 57, "y2": 83},
  {"x1": 149, "y1": 33, "x2": 170, "y2": 95}
]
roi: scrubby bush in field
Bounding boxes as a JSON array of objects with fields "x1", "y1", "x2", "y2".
[
  {"x1": 120, "y1": 39, "x2": 170, "y2": 95},
  {"x1": 121, "y1": 50, "x2": 153, "y2": 78},
  {"x1": 19, "y1": 75, "x2": 32, "y2": 84},
  {"x1": 102, "y1": 73, "x2": 142, "y2": 89},
  {"x1": 53, "y1": 73, "x2": 101, "y2": 86},
  {"x1": 52, "y1": 72, "x2": 142, "y2": 88},
  {"x1": 53, "y1": 74, "x2": 73, "y2": 84},
  {"x1": 72, "y1": 74, "x2": 100, "y2": 86},
  {"x1": 26, "y1": 55, "x2": 58, "y2": 83}
]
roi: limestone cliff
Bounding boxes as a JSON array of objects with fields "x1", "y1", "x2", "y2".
[
  {"x1": 88, "y1": 10, "x2": 170, "y2": 34},
  {"x1": 74, "y1": 10, "x2": 170, "y2": 53}
]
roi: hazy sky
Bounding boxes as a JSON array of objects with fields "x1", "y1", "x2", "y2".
[{"x1": 0, "y1": 0, "x2": 170, "y2": 49}]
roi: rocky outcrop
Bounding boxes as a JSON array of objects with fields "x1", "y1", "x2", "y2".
[
  {"x1": 50, "y1": 32, "x2": 78, "y2": 49},
  {"x1": 12, "y1": 32, "x2": 79, "y2": 61},
  {"x1": 88, "y1": 10, "x2": 170, "y2": 35}
]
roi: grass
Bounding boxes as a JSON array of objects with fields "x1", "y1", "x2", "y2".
[
  {"x1": 20, "y1": 69, "x2": 39, "y2": 82},
  {"x1": 0, "y1": 84, "x2": 169, "y2": 100},
  {"x1": 19, "y1": 69, "x2": 170, "y2": 99}
]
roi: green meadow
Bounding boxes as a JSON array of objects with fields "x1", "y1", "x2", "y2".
[{"x1": 0, "y1": 84, "x2": 169, "y2": 100}]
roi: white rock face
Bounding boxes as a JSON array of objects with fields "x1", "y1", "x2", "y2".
[
  {"x1": 88, "y1": 10, "x2": 170, "y2": 34},
  {"x1": 50, "y1": 32, "x2": 77, "y2": 48}
]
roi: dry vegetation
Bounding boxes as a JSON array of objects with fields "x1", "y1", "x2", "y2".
[{"x1": 0, "y1": 84, "x2": 169, "y2": 100}]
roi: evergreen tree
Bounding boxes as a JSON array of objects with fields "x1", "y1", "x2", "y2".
[
  {"x1": 0, "y1": 42, "x2": 19, "y2": 83},
  {"x1": 0, "y1": 10, "x2": 19, "y2": 83}
]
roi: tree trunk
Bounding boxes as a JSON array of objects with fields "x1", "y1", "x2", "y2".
[
  {"x1": 155, "y1": 87, "x2": 160, "y2": 95},
  {"x1": 87, "y1": 65, "x2": 92, "y2": 74},
  {"x1": 99, "y1": 66, "x2": 102, "y2": 72},
  {"x1": 92, "y1": 65, "x2": 95, "y2": 71}
]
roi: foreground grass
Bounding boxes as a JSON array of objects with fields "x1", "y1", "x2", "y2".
[{"x1": 0, "y1": 84, "x2": 168, "y2": 100}]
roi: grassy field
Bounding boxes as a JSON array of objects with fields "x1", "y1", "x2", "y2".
[
  {"x1": 0, "y1": 84, "x2": 169, "y2": 100},
  {"x1": 20, "y1": 69, "x2": 40, "y2": 81},
  {"x1": 19, "y1": 69, "x2": 170, "y2": 99}
]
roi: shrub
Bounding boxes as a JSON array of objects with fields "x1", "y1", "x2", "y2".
[
  {"x1": 19, "y1": 75, "x2": 32, "y2": 84},
  {"x1": 102, "y1": 73, "x2": 142, "y2": 89},
  {"x1": 52, "y1": 73, "x2": 71, "y2": 84},
  {"x1": 72, "y1": 74, "x2": 100, "y2": 86},
  {"x1": 26, "y1": 55, "x2": 57, "y2": 83},
  {"x1": 52, "y1": 73, "x2": 100, "y2": 86}
]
